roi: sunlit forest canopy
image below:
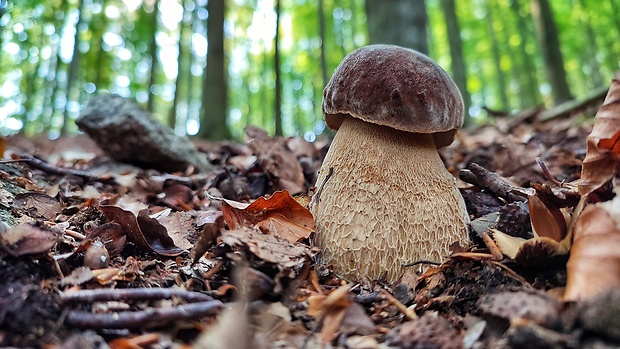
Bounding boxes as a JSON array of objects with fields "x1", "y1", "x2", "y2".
[{"x1": 1, "y1": 0, "x2": 619, "y2": 140}]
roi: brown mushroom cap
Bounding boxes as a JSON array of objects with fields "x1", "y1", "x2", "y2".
[{"x1": 322, "y1": 44, "x2": 464, "y2": 148}]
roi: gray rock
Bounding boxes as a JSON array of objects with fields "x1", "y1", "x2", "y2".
[{"x1": 76, "y1": 94, "x2": 212, "y2": 172}]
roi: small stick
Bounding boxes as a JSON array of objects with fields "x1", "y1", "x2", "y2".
[
  {"x1": 353, "y1": 292, "x2": 386, "y2": 304},
  {"x1": 61, "y1": 287, "x2": 216, "y2": 304},
  {"x1": 403, "y1": 260, "x2": 441, "y2": 268},
  {"x1": 462, "y1": 163, "x2": 525, "y2": 202},
  {"x1": 65, "y1": 300, "x2": 223, "y2": 328},
  {"x1": 65, "y1": 229, "x2": 86, "y2": 240},
  {"x1": 382, "y1": 289, "x2": 417, "y2": 320},
  {"x1": 3, "y1": 155, "x2": 115, "y2": 184},
  {"x1": 535, "y1": 157, "x2": 564, "y2": 187}
]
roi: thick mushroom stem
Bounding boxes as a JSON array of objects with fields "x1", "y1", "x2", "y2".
[{"x1": 311, "y1": 116, "x2": 470, "y2": 282}]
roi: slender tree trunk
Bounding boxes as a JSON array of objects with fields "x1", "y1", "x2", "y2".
[
  {"x1": 93, "y1": 0, "x2": 109, "y2": 90},
  {"x1": 318, "y1": 0, "x2": 328, "y2": 88},
  {"x1": 485, "y1": 0, "x2": 509, "y2": 111},
  {"x1": 440, "y1": 0, "x2": 471, "y2": 125},
  {"x1": 365, "y1": 0, "x2": 428, "y2": 54},
  {"x1": 43, "y1": 0, "x2": 69, "y2": 132},
  {"x1": 261, "y1": 41, "x2": 270, "y2": 130},
  {"x1": 577, "y1": 0, "x2": 602, "y2": 88},
  {"x1": 60, "y1": 0, "x2": 85, "y2": 135},
  {"x1": 199, "y1": 0, "x2": 230, "y2": 139},
  {"x1": 146, "y1": 0, "x2": 160, "y2": 113},
  {"x1": 168, "y1": 3, "x2": 188, "y2": 128},
  {"x1": 185, "y1": 6, "x2": 197, "y2": 133},
  {"x1": 274, "y1": 0, "x2": 283, "y2": 136},
  {"x1": 531, "y1": 0, "x2": 572, "y2": 104},
  {"x1": 510, "y1": 0, "x2": 541, "y2": 108}
]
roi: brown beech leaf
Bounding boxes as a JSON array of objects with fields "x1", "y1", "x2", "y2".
[
  {"x1": 191, "y1": 213, "x2": 225, "y2": 264},
  {"x1": 222, "y1": 190, "x2": 314, "y2": 242},
  {"x1": 0, "y1": 223, "x2": 58, "y2": 256},
  {"x1": 99, "y1": 203, "x2": 183, "y2": 256},
  {"x1": 77, "y1": 222, "x2": 126, "y2": 257},
  {"x1": 528, "y1": 193, "x2": 566, "y2": 242},
  {"x1": 564, "y1": 195, "x2": 620, "y2": 301},
  {"x1": 13, "y1": 192, "x2": 62, "y2": 220},
  {"x1": 219, "y1": 228, "x2": 315, "y2": 268},
  {"x1": 579, "y1": 76, "x2": 620, "y2": 196},
  {"x1": 307, "y1": 284, "x2": 352, "y2": 344}
]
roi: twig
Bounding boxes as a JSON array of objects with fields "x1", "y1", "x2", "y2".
[
  {"x1": 65, "y1": 300, "x2": 223, "y2": 328},
  {"x1": 461, "y1": 163, "x2": 525, "y2": 202},
  {"x1": 535, "y1": 157, "x2": 564, "y2": 187},
  {"x1": 403, "y1": 260, "x2": 442, "y2": 268},
  {"x1": 3, "y1": 155, "x2": 115, "y2": 184},
  {"x1": 309, "y1": 167, "x2": 334, "y2": 210},
  {"x1": 353, "y1": 292, "x2": 386, "y2": 304},
  {"x1": 382, "y1": 289, "x2": 417, "y2": 320},
  {"x1": 61, "y1": 287, "x2": 216, "y2": 304}
]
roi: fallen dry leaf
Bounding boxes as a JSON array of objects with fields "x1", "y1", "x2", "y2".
[
  {"x1": 222, "y1": 190, "x2": 314, "y2": 242},
  {"x1": 13, "y1": 192, "x2": 62, "y2": 220},
  {"x1": 579, "y1": 75, "x2": 620, "y2": 196},
  {"x1": 0, "y1": 222, "x2": 58, "y2": 256},
  {"x1": 528, "y1": 193, "x2": 566, "y2": 242},
  {"x1": 99, "y1": 203, "x2": 183, "y2": 256},
  {"x1": 219, "y1": 228, "x2": 315, "y2": 268},
  {"x1": 191, "y1": 214, "x2": 225, "y2": 264},
  {"x1": 307, "y1": 284, "x2": 353, "y2": 344},
  {"x1": 77, "y1": 222, "x2": 126, "y2": 257},
  {"x1": 564, "y1": 194, "x2": 620, "y2": 301}
]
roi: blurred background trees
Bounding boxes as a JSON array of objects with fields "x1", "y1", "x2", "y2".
[{"x1": 0, "y1": 0, "x2": 618, "y2": 140}]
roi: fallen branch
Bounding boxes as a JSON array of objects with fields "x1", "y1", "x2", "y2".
[
  {"x1": 3, "y1": 154, "x2": 115, "y2": 184},
  {"x1": 65, "y1": 300, "x2": 223, "y2": 328},
  {"x1": 61, "y1": 287, "x2": 216, "y2": 304},
  {"x1": 460, "y1": 163, "x2": 525, "y2": 202}
]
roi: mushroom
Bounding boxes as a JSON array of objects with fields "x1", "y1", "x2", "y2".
[{"x1": 310, "y1": 44, "x2": 470, "y2": 282}]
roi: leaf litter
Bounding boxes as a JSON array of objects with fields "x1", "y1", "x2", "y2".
[{"x1": 1, "y1": 80, "x2": 620, "y2": 348}]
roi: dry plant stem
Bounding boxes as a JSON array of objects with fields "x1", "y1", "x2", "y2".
[
  {"x1": 65, "y1": 300, "x2": 223, "y2": 328},
  {"x1": 466, "y1": 163, "x2": 525, "y2": 202},
  {"x1": 382, "y1": 289, "x2": 417, "y2": 320},
  {"x1": 3, "y1": 155, "x2": 114, "y2": 183},
  {"x1": 535, "y1": 157, "x2": 564, "y2": 186},
  {"x1": 61, "y1": 287, "x2": 216, "y2": 303},
  {"x1": 480, "y1": 230, "x2": 504, "y2": 261},
  {"x1": 312, "y1": 117, "x2": 469, "y2": 282}
]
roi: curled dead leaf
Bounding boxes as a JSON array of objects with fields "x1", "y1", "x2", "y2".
[
  {"x1": 222, "y1": 190, "x2": 314, "y2": 243},
  {"x1": 0, "y1": 223, "x2": 58, "y2": 256},
  {"x1": 564, "y1": 195, "x2": 620, "y2": 301},
  {"x1": 98, "y1": 203, "x2": 183, "y2": 256},
  {"x1": 579, "y1": 75, "x2": 620, "y2": 196},
  {"x1": 528, "y1": 193, "x2": 566, "y2": 242},
  {"x1": 219, "y1": 228, "x2": 315, "y2": 269}
]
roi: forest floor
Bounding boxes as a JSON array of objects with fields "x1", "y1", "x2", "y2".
[{"x1": 1, "y1": 93, "x2": 620, "y2": 349}]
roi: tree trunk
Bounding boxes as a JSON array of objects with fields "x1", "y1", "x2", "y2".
[
  {"x1": 365, "y1": 0, "x2": 428, "y2": 55},
  {"x1": 146, "y1": 0, "x2": 160, "y2": 113},
  {"x1": 485, "y1": 0, "x2": 509, "y2": 111},
  {"x1": 60, "y1": 0, "x2": 85, "y2": 135},
  {"x1": 318, "y1": 0, "x2": 328, "y2": 88},
  {"x1": 198, "y1": 0, "x2": 230, "y2": 139},
  {"x1": 274, "y1": 0, "x2": 283, "y2": 136},
  {"x1": 577, "y1": 0, "x2": 602, "y2": 88},
  {"x1": 531, "y1": 0, "x2": 572, "y2": 104},
  {"x1": 43, "y1": 0, "x2": 69, "y2": 133},
  {"x1": 92, "y1": 0, "x2": 110, "y2": 90},
  {"x1": 510, "y1": 0, "x2": 541, "y2": 108},
  {"x1": 168, "y1": 3, "x2": 188, "y2": 129},
  {"x1": 440, "y1": 0, "x2": 471, "y2": 125}
]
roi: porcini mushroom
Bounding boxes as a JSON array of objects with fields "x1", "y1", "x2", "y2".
[{"x1": 311, "y1": 44, "x2": 470, "y2": 282}]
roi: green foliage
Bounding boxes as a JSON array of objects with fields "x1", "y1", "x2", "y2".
[{"x1": 0, "y1": 0, "x2": 617, "y2": 137}]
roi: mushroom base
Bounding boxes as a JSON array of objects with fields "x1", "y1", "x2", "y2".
[{"x1": 311, "y1": 116, "x2": 470, "y2": 282}]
